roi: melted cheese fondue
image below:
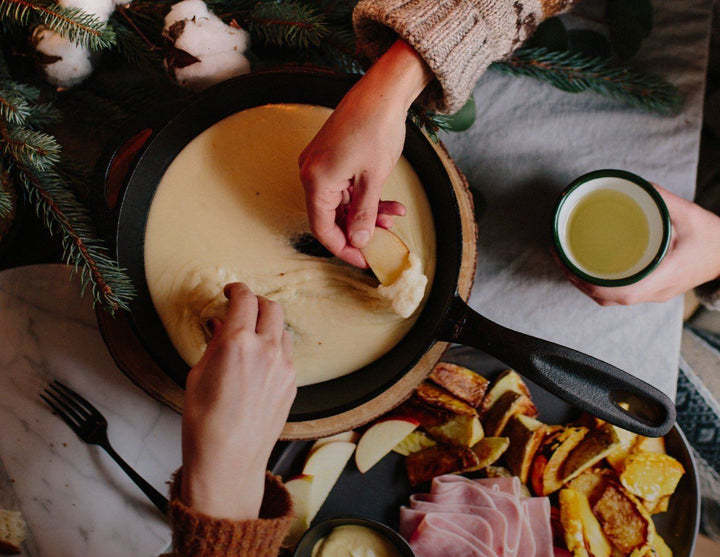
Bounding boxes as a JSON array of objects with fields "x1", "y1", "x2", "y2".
[{"x1": 144, "y1": 104, "x2": 436, "y2": 386}]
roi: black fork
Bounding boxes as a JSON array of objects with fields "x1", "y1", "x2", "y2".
[{"x1": 40, "y1": 380, "x2": 169, "y2": 516}]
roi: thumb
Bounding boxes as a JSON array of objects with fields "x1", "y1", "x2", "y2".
[{"x1": 346, "y1": 173, "x2": 382, "y2": 248}]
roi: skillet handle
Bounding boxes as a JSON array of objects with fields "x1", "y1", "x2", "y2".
[{"x1": 440, "y1": 295, "x2": 675, "y2": 437}]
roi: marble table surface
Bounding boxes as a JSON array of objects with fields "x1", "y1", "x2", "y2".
[{"x1": 0, "y1": 265, "x2": 178, "y2": 557}]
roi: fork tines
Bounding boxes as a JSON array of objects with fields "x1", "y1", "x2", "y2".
[{"x1": 40, "y1": 380, "x2": 96, "y2": 432}]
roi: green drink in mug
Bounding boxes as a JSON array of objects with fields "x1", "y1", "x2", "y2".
[{"x1": 553, "y1": 170, "x2": 672, "y2": 287}]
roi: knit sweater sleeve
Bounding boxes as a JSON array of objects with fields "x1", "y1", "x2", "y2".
[
  {"x1": 167, "y1": 469, "x2": 293, "y2": 557},
  {"x1": 353, "y1": 0, "x2": 577, "y2": 113}
]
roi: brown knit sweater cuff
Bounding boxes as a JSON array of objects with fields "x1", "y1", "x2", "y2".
[
  {"x1": 169, "y1": 469, "x2": 293, "y2": 557},
  {"x1": 696, "y1": 279, "x2": 720, "y2": 311},
  {"x1": 353, "y1": 0, "x2": 576, "y2": 114}
]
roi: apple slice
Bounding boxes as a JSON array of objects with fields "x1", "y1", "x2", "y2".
[
  {"x1": 282, "y1": 474, "x2": 314, "y2": 548},
  {"x1": 308, "y1": 431, "x2": 360, "y2": 457},
  {"x1": 356, "y1": 417, "x2": 420, "y2": 473},
  {"x1": 302, "y1": 441, "x2": 355, "y2": 520},
  {"x1": 360, "y1": 227, "x2": 410, "y2": 285}
]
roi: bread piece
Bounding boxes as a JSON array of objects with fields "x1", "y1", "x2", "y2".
[
  {"x1": 428, "y1": 363, "x2": 489, "y2": 407},
  {"x1": 592, "y1": 482, "x2": 654, "y2": 555},
  {"x1": 0, "y1": 509, "x2": 26, "y2": 555}
]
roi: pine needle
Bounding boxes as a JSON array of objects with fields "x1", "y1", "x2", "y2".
[
  {"x1": 493, "y1": 47, "x2": 682, "y2": 115},
  {"x1": 246, "y1": 0, "x2": 328, "y2": 49},
  {"x1": 2, "y1": 124, "x2": 60, "y2": 170},
  {"x1": 16, "y1": 164, "x2": 135, "y2": 312},
  {"x1": 0, "y1": 0, "x2": 116, "y2": 50},
  {"x1": 0, "y1": 85, "x2": 32, "y2": 125},
  {"x1": 0, "y1": 167, "x2": 14, "y2": 219}
]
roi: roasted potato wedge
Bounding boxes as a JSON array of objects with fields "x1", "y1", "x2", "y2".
[
  {"x1": 426, "y1": 414, "x2": 484, "y2": 447},
  {"x1": 592, "y1": 481, "x2": 654, "y2": 555},
  {"x1": 395, "y1": 400, "x2": 452, "y2": 428},
  {"x1": 393, "y1": 430, "x2": 437, "y2": 456},
  {"x1": 485, "y1": 465, "x2": 513, "y2": 478},
  {"x1": 469, "y1": 437, "x2": 510, "y2": 468},
  {"x1": 563, "y1": 423, "x2": 620, "y2": 483},
  {"x1": 415, "y1": 381, "x2": 478, "y2": 416},
  {"x1": 530, "y1": 426, "x2": 589, "y2": 496},
  {"x1": 605, "y1": 425, "x2": 638, "y2": 472},
  {"x1": 633, "y1": 436, "x2": 666, "y2": 455},
  {"x1": 406, "y1": 444, "x2": 480, "y2": 486},
  {"x1": 429, "y1": 363, "x2": 489, "y2": 407},
  {"x1": 483, "y1": 391, "x2": 538, "y2": 437},
  {"x1": 504, "y1": 414, "x2": 548, "y2": 484},
  {"x1": 619, "y1": 452, "x2": 684, "y2": 503},
  {"x1": 479, "y1": 369, "x2": 535, "y2": 417},
  {"x1": 560, "y1": 489, "x2": 613, "y2": 557}
]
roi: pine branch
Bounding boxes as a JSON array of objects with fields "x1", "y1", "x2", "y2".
[
  {"x1": 0, "y1": 166, "x2": 14, "y2": 219},
  {"x1": 492, "y1": 47, "x2": 682, "y2": 115},
  {"x1": 0, "y1": 0, "x2": 116, "y2": 51},
  {"x1": 246, "y1": 0, "x2": 329, "y2": 49},
  {"x1": 1, "y1": 123, "x2": 60, "y2": 170},
  {"x1": 15, "y1": 164, "x2": 134, "y2": 312},
  {"x1": 0, "y1": 84, "x2": 32, "y2": 125}
]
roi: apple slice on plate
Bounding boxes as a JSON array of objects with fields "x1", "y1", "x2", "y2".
[
  {"x1": 308, "y1": 431, "x2": 360, "y2": 458},
  {"x1": 283, "y1": 474, "x2": 314, "y2": 548},
  {"x1": 356, "y1": 417, "x2": 420, "y2": 473},
  {"x1": 360, "y1": 227, "x2": 410, "y2": 285},
  {"x1": 302, "y1": 440, "x2": 356, "y2": 520}
]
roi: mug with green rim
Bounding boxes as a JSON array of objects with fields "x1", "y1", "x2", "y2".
[{"x1": 552, "y1": 169, "x2": 672, "y2": 287}]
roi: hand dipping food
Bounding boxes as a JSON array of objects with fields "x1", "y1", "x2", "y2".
[
  {"x1": 311, "y1": 525, "x2": 403, "y2": 557},
  {"x1": 144, "y1": 104, "x2": 435, "y2": 386}
]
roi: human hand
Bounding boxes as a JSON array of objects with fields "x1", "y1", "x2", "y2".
[
  {"x1": 560, "y1": 185, "x2": 720, "y2": 305},
  {"x1": 299, "y1": 40, "x2": 432, "y2": 268},
  {"x1": 180, "y1": 282, "x2": 296, "y2": 520}
]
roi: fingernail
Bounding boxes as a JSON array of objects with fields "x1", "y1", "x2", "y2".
[{"x1": 351, "y1": 229, "x2": 370, "y2": 248}]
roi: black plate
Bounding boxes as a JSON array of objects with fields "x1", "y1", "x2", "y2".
[{"x1": 270, "y1": 346, "x2": 700, "y2": 556}]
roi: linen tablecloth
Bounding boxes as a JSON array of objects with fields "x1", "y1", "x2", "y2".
[{"x1": 442, "y1": 0, "x2": 714, "y2": 399}]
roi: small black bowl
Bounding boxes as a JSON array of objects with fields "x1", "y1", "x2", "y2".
[{"x1": 294, "y1": 516, "x2": 415, "y2": 557}]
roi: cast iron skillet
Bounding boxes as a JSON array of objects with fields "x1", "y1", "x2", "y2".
[{"x1": 98, "y1": 69, "x2": 675, "y2": 436}]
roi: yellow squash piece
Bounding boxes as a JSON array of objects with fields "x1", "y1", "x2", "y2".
[{"x1": 560, "y1": 489, "x2": 613, "y2": 557}]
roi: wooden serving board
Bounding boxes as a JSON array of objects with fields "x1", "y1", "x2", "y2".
[{"x1": 96, "y1": 139, "x2": 478, "y2": 438}]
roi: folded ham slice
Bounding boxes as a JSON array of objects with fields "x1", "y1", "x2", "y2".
[{"x1": 401, "y1": 475, "x2": 554, "y2": 557}]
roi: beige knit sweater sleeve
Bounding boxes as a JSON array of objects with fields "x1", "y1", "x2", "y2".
[{"x1": 353, "y1": 0, "x2": 577, "y2": 113}]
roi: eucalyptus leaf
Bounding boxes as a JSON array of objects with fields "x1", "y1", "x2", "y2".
[
  {"x1": 606, "y1": 0, "x2": 653, "y2": 59},
  {"x1": 445, "y1": 95, "x2": 476, "y2": 132},
  {"x1": 568, "y1": 29, "x2": 612, "y2": 59},
  {"x1": 525, "y1": 17, "x2": 568, "y2": 51}
]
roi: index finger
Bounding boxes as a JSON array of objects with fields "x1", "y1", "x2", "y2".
[{"x1": 223, "y1": 282, "x2": 259, "y2": 330}]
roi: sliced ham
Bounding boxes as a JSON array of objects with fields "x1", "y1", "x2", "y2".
[
  {"x1": 401, "y1": 508, "x2": 502, "y2": 557},
  {"x1": 401, "y1": 474, "x2": 555, "y2": 557},
  {"x1": 409, "y1": 515, "x2": 492, "y2": 557},
  {"x1": 406, "y1": 500, "x2": 509, "y2": 556},
  {"x1": 522, "y1": 497, "x2": 553, "y2": 557}
]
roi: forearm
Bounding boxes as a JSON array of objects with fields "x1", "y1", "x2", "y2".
[
  {"x1": 170, "y1": 469, "x2": 293, "y2": 557},
  {"x1": 354, "y1": 0, "x2": 579, "y2": 113}
]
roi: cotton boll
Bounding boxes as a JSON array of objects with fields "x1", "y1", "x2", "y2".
[
  {"x1": 32, "y1": 26, "x2": 94, "y2": 88},
  {"x1": 165, "y1": 0, "x2": 213, "y2": 27},
  {"x1": 170, "y1": 51, "x2": 251, "y2": 91},
  {"x1": 163, "y1": 0, "x2": 252, "y2": 92},
  {"x1": 173, "y1": 17, "x2": 250, "y2": 58},
  {"x1": 60, "y1": 0, "x2": 116, "y2": 22}
]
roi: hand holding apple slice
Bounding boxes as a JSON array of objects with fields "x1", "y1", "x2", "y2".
[
  {"x1": 302, "y1": 441, "x2": 356, "y2": 520},
  {"x1": 283, "y1": 474, "x2": 314, "y2": 548},
  {"x1": 356, "y1": 417, "x2": 420, "y2": 473},
  {"x1": 360, "y1": 227, "x2": 410, "y2": 285}
]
